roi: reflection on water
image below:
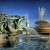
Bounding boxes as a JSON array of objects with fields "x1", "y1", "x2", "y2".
[{"x1": 0, "y1": 35, "x2": 50, "y2": 50}]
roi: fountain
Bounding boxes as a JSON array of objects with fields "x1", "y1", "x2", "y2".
[
  {"x1": 0, "y1": 7, "x2": 50, "y2": 50},
  {"x1": 35, "y1": 7, "x2": 50, "y2": 42}
]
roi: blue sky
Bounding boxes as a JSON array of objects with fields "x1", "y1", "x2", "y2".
[{"x1": 0, "y1": 0, "x2": 50, "y2": 27}]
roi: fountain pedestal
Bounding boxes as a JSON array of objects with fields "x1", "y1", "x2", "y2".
[{"x1": 35, "y1": 21, "x2": 50, "y2": 42}]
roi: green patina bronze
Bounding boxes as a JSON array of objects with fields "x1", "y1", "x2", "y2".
[
  {"x1": 0, "y1": 12, "x2": 25, "y2": 35},
  {"x1": 0, "y1": 12, "x2": 25, "y2": 47}
]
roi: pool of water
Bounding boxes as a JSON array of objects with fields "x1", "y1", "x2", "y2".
[{"x1": 0, "y1": 35, "x2": 50, "y2": 50}]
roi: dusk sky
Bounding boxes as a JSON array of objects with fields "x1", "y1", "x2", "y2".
[{"x1": 0, "y1": 0, "x2": 50, "y2": 27}]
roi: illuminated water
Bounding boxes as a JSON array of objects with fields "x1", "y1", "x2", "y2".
[{"x1": 0, "y1": 35, "x2": 50, "y2": 50}]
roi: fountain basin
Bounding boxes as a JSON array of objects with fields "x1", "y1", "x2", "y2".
[
  {"x1": 35, "y1": 27, "x2": 50, "y2": 34},
  {"x1": 19, "y1": 35, "x2": 50, "y2": 42}
]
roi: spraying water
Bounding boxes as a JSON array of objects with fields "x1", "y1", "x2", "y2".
[
  {"x1": 39, "y1": 7, "x2": 46, "y2": 20},
  {"x1": 24, "y1": 27, "x2": 38, "y2": 35}
]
